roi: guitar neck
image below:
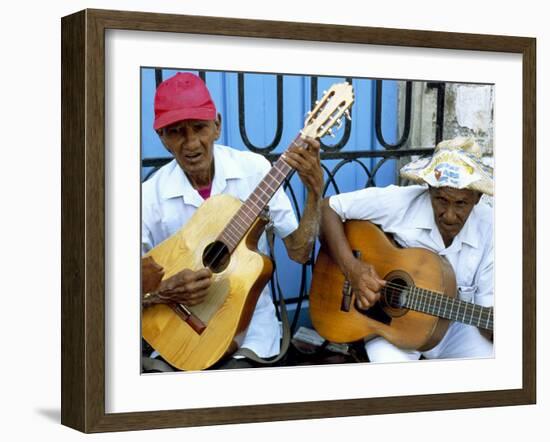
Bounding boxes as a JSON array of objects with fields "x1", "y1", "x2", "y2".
[
  {"x1": 399, "y1": 287, "x2": 494, "y2": 331},
  {"x1": 217, "y1": 135, "x2": 306, "y2": 252}
]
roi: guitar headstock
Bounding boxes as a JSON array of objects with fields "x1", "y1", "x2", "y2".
[{"x1": 301, "y1": 82, "x2": 354, "y2": 140}]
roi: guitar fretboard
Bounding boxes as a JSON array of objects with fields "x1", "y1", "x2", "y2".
[
  {"x1": 217, "y1": 135, "x2": 307, "y2": 252},
  {"x1": 385, "y1": 285, "x2": 493, "y2": 331}
]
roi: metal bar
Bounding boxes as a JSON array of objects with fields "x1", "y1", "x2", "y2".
[
  {"x1": 238, "y1": 73, "x2": 284, "y2": 153},
  {"x1": 290, "y1": 264, "x2": 310, "y2": 335},
  {"x1": 375, "y1": 80, "x2": 412, "y2": 150},
  {"x1": 155, "y1": 68, "x2": 163, "y2": 88},
  {"x1": 141, "y1": 148, "x2": 435, "y2": 169},
  {"x1": 427, "y1": 82, "x2": 446, "y2": 144},
  {"x1": 273, "y1": 147, "x2": 434, "y2": 162},
  {"x1": 321, "y1": 163, "x2": 342, "y2": 196},
  {"x1": 365, "y1": 157, "x2": 392, "y2": 188}
]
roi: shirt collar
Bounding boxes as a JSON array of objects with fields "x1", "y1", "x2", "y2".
[
  {"x1": 454, "y1": 207, "x2": 480, "y2": 249},
  {"x1": 159, "y1": 145, "x2": 249, "y2": 206}
]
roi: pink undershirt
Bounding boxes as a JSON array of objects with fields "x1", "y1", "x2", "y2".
[{"x1": 197, "y1": 184, "x2": 212, "y2": 200}]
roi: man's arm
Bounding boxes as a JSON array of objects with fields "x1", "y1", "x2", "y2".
[
  {"x1": 282, "y1": 191, "x2": 321, "y2": 263},
  {"x1": 280, "y1": 137, "x2": 323, "y2": 264},
  {"x1": 320, "y1": 198, "x2": 385, "y2": 309}
]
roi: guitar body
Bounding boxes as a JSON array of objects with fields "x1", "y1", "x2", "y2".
[
  {"x1": 142, "y1": 194, "x2": 273, "y2": 371},
  {"x1": 309, "y1": 220, "x2": 457, "y2": 351}
]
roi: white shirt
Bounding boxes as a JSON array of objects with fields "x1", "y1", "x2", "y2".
[
  {"x1": 329, "y1": 184, "x2": 494, "y2": 307},
  {"x1": 142, "y1": 144, "x2": 299, "y2": 358}
]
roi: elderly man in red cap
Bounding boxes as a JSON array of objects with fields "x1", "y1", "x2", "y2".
[
  {"x1": 320, "y1": 136, "x2": 494, "y2": 362},
  {"x1": 141, "y1": 72, "x2": 323, "y2": 370}
]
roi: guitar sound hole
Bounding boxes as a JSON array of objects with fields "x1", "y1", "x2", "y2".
[
  {"x1": 202, "y1": 241, "x2": 230, "y2": 273},
  {"x1": 383, "y1": 277, "x2": 409, "y2": 309}
]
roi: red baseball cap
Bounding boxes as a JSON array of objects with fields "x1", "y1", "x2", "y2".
[{"x1": 153, "y1": 72, "x2": 217, "y2": 130}]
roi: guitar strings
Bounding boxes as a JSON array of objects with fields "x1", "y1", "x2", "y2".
[
  {"x1": 366, "y1": 281, "x2": 493, "y2": 325},
  {"x1": 380, "y1": 286, "x2": 494, "y2": 326},
  {"x1": 203, "y1": 157, "x2": 288, "y2": 270},
  {"x1": 203, "y1": 138, "x2": 305, "y2": 272}
]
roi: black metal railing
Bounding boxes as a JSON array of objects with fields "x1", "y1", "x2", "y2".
[{"x1": 238, "y1": 73, "x2": 284, "y2": 153}]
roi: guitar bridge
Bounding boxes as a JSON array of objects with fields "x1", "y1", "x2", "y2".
[
  {"x1": 170, "y1": 303, "x2": 207, "y2": 335},
  {"x1": 341, "y1": 280, "x2": 353, "y2": 312}
]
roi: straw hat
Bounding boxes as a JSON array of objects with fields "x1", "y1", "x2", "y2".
[{"x1": 400, "y1": 136, "x2": 493, "y2": 196}]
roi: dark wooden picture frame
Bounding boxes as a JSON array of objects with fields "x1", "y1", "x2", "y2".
[{"x1": 61, "y1": 8, "x2": 536, "y2": 433}]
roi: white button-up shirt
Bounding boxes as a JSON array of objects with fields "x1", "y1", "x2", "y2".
[
  {"x1": 142, "y1": 144, "x2": 299, "y2": 358},
  {"x1": 329, "y1": 184, "x2": 494, "y2": 307}
]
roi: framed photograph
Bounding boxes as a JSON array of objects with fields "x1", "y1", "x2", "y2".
[{"x1": 61, "y1": 8, "x2": 536, "y2": 433}]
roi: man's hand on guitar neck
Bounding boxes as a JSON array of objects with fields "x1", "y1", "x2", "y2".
[
  {"x1": 142, "y1": 264, "x2": 212, "y2": 308},
  {"x1": 282, "y1": 137, "x2": 323, "y2": 199},
  {"x1": 345, "y1": 259, "x2": 386, "y2": 310}
]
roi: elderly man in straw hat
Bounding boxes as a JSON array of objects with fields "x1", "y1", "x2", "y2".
[{"x1": 320, "y1": 136, "x2": 494, "y2": 361}]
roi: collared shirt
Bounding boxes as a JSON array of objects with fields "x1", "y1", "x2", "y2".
[
  {"x1": 329, "y1": 184, "x2": 494, "y2": 307},
  {"x1": 142, "y1": 144, "x2": 299, "y2": 358}
]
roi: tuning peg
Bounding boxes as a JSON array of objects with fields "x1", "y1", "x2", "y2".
[
  {"x1": 336, "y1": 118, "x2": 343, "y2": 129},
  {"x1": 344, "y1": 109, "x2": 352, "y2": 121},
  {"x1": 327, "y1": 128, "x2": 336, "y2": 138}
]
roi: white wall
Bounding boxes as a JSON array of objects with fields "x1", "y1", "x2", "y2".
[{"x1": 1, "y1": 0, "x2": 546, "y2": 440}]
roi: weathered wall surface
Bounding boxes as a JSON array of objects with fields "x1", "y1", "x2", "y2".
[{"x1": 399, "y1": 81, "x2": 494, "y2": 155}]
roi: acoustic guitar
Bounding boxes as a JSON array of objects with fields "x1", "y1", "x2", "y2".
[
  {"x1": 142, "y1": 82, "x2": 355, "y2": 370},
  {"x1": 309, "y1": 220, "x2": 493, "y2": 351}
]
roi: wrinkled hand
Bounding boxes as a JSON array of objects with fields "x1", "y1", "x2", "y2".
[
  {"x1": 141, "y1": 256, "x2": 165, "y2": 295},
  {"x1": 282, "y1": 136, "x2": 323, "y2": 198},
  {"x1": 346, "y1": 259, "x2": 386, "y2": 310},
  {"x1": 154, "y1": 268, "x2": 212, "y2": 306}
]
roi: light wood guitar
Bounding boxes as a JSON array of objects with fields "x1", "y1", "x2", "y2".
[
  {"x1": 142, "y1": 83, "x2": 355, "y2": 370},
  {"x1": 309, "y1": 220, "x2": 493, "y2": 351}
]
